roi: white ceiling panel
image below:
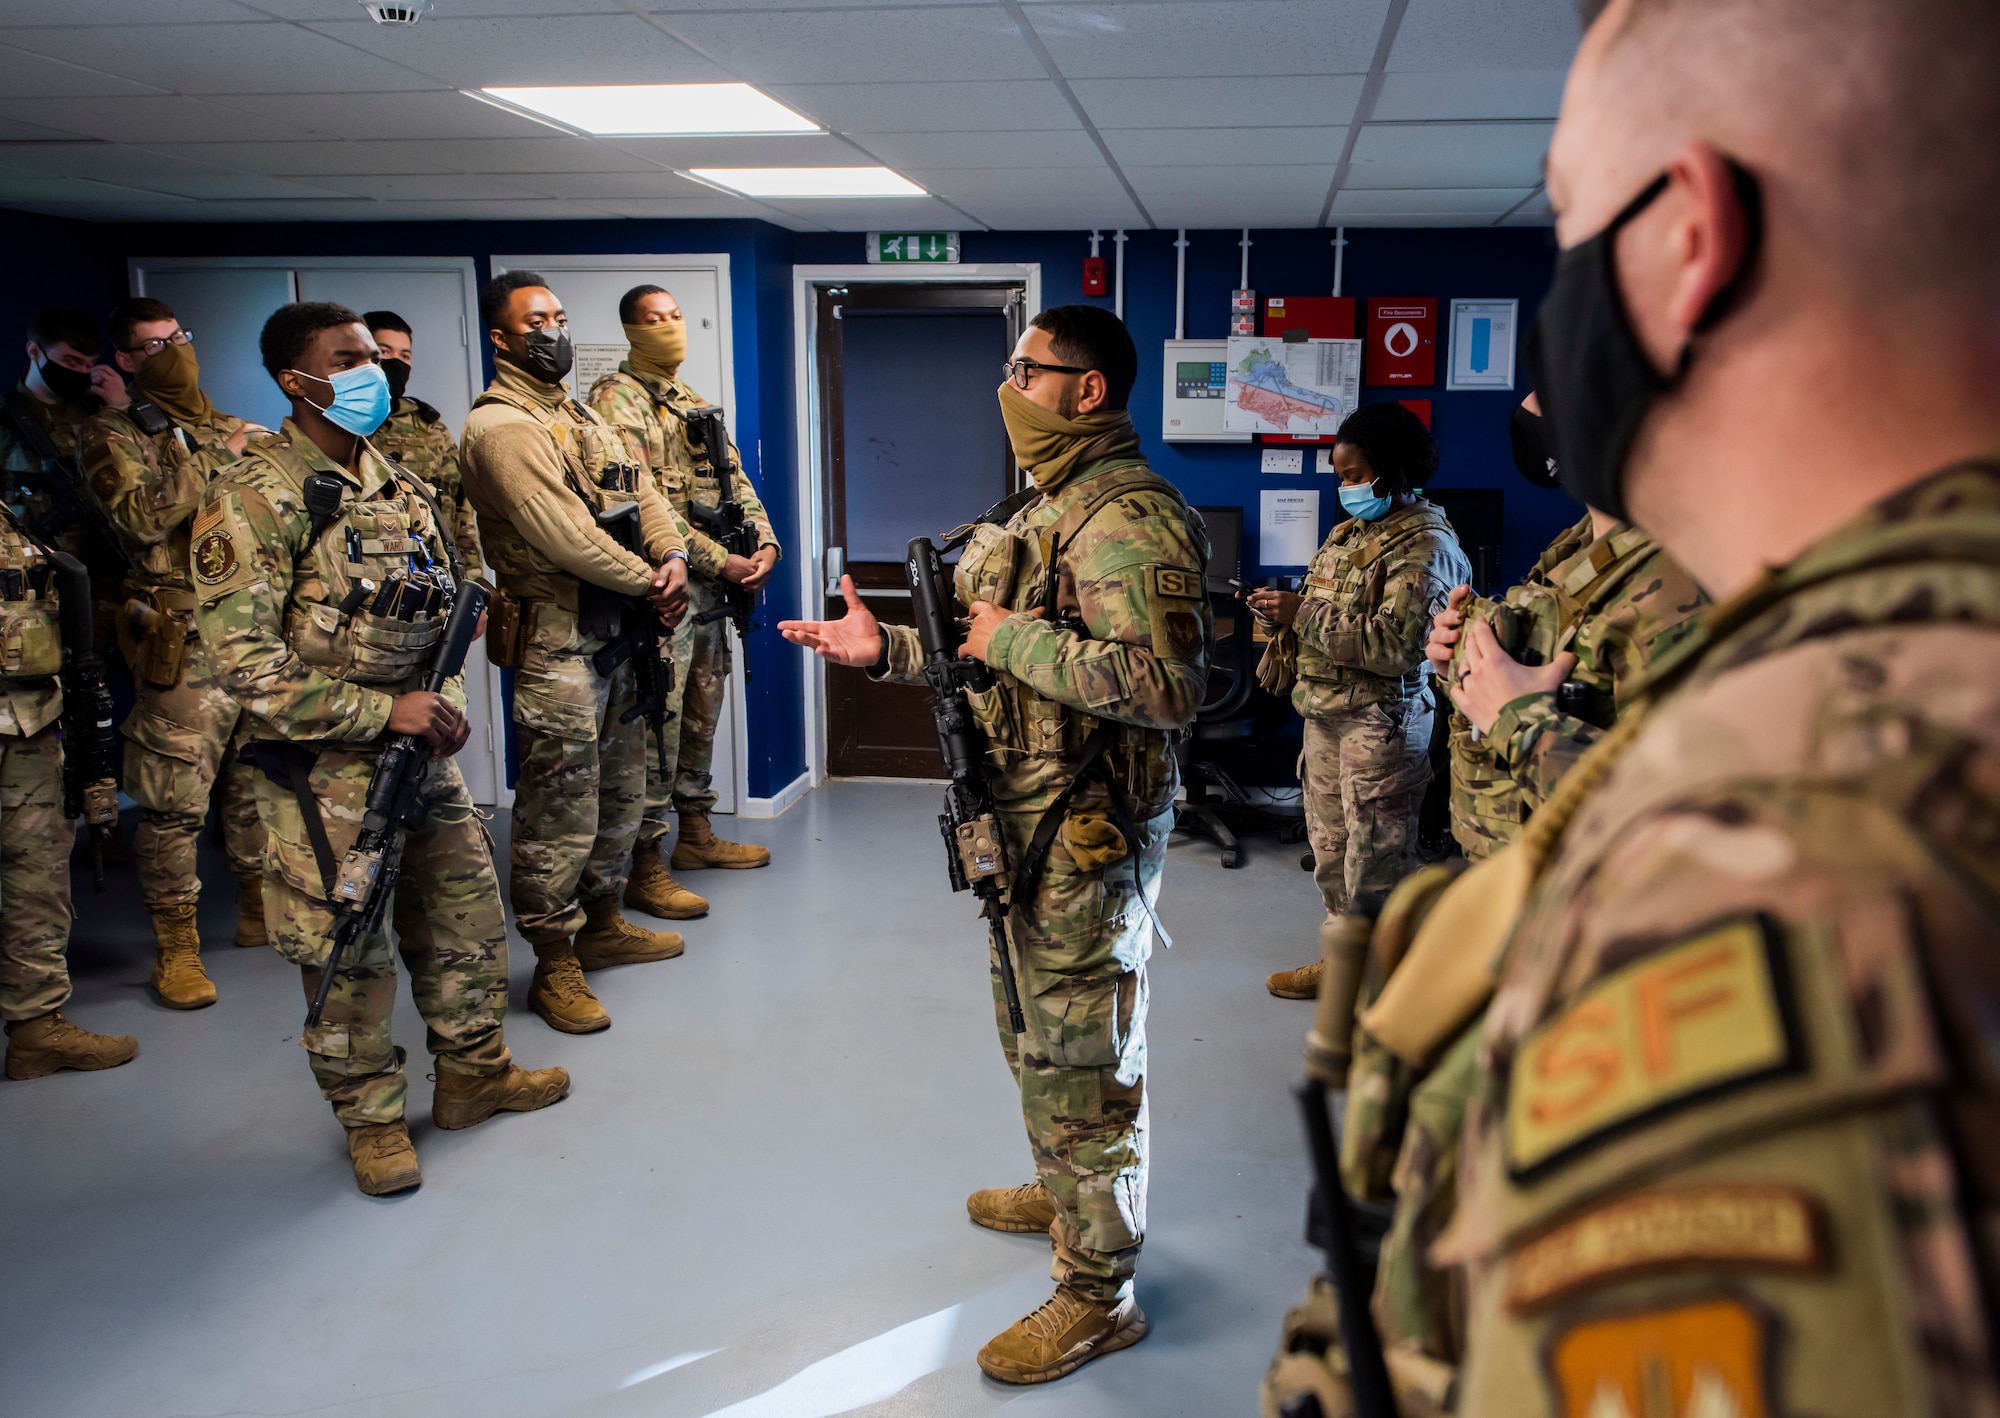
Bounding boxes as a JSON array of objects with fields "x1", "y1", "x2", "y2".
[
  {"x1": 1389, "y1": 0, "x2": 1582, "y2": 71},
  {"x1": 0, "y1": 41, "x2": 166, "y2": 98},
  {"x1": 0, "y1": 0, "x2": 253, "y2": 24},
  {"x1": 210, "y1": 90, "x2": 563, "y2": 142},
  {"x1": 666, "y1": 8, "x2": 1043, "y2": 85},
  {"x1": 0, "y1": 23, "x2": 436, "y2": 95},
  {"x1": 0, "y1": 143, "x2": 344, "y2": 199},
  {"x1": 1145, "y1": 196, "x2": 1322, "y2": 227},
  {"x1": 747, "y1": 193, "x2": 965, "y2": 227},
  {"x1": 305, "y1": 14, "x2": 730, "y2": 87},
  {"x1": 768, "y1": 80, "x2": 1077, "y2": 134},
  {"x1": 585, "y1": 197, "x2": 808, "y2": 222},
  {"x1": 1028, "y1": 2, "x2": 1389, "y2": 79},
  {"x1": 1102, "y1": 124, "x2": 1345, "y2": 167},
  {"x1": 249, "y1": 0, "x2": 638, "y2": 16},
  {"x1": 591, "y1": 133, "x2": 858, "y2": 169},
  {"x1": 1331, "y1": 185, "x2": 1535, "y2": 216},
  {"x1": 126, "y1": 140, "x2": 444, "y2": 177},
  {"x1": 1372, "y1": 68, "x2": 1565, "y2": 122},
  {"x1": 503, "y1": 170, "x2": 717, "y2": 200},
  {"x1": 856, "y1": 130, "x2": 1102, "y2": 171},
  {"x1": 304, "y1": 172, "x2": 558, "y2": 200},
  {"x1": 0, "y1": 94, "x2": 325, "y2": 146},
  {"x1": 904, "y1": 166, "x2": 1131, "y2": 201},
  {"x1": 1126, "y1": 161, "x2": 1334, "y2": 199},
  {"x1": 1068, "y1": 75, "x2": 1363, "y2": 129},
  {"x1": 364, "y1": 135, "x2": 665, "y2": 172},
  {"x1": 1344, "y1": 121, "x2": 1551, "y2": 189}
]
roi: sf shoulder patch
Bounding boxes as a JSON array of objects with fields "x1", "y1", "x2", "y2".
[
  {"x1": 1507, "y1": 917, "x2": 1800, "y2": 1178},
  {"x1": 1150, "y1": 565, "x2": 1204, "y2": 600},
  {"x1": 1545, "y1": 1294, "x2": 1778, "y2": 1418}
]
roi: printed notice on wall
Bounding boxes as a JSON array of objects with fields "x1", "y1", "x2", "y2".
[
  {"x1": 570, "y1": 343, "x2": 626, "y2": 394},
  {"x1": 1260, "y1": 488, "x2": 1320, "y2": 566}
]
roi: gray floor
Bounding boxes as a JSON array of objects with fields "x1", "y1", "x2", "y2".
[{"x1": 1, "y1": 781, "x2": 1326, "y2": 1418}]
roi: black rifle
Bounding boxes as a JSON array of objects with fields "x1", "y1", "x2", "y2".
[
  {"x1": 681, "y1": 404, "x2": 758, "y2": 676},
  {"x1": 583, "y1": 502, "x2": 675, "y2": 778},
  {"x1": 906, "y1": 534, "x2": 1025, "y2": 1034},
  {"x1": 1, "y1": 392, "x2": 128, "y2": 586},
  {"x1": 47, "y1": 549, "x2": 121, "y2": 891},
  {"x1": 306, "y1": 582, "x2": 488, "y2": 1029}
]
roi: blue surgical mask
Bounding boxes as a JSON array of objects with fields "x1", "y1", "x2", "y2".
[
  {"x1": 1338, "y1": 482, "x2": 1393, "y2": 522},
  {"x1": 289, "y1": 362, "x2": 391, "y2": 437}
]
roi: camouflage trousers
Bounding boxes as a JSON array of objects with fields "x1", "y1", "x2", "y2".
[
  {"x1": 0, "y1": 726, "x2": 76, "y2": 1021},
  {"x1": 635, "y1": 606, "x2": 699, "y2": 848},
  {"x1": 1301, "y1": 700, "x2": 1434, "y2": 918},
  {"x1": 992, "y1": 803, "x2": 1168, "y2": 1302},
  {"x1": 1373, "y1": 1022, "x2": 1478, "y2": 1363},
  {"x1": 510, "y1": 648, "x2": 645, "y2": 945},
  {"x1": 248, "y1": 746, "x2": 511, "y2": 1128},
  {"x1": 123, "y1": 633, "x2": 265, "y2": 910},
  {"x1": 671, "y1": 575, "x2": 732, "y2": 820}
]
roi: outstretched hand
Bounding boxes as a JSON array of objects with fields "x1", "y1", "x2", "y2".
[{"x1": 778, "y1": 574, "x2": 883, "y2": 666}]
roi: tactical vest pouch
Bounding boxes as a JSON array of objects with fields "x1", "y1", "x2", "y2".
[
  {"x1": 122, "y1": 590, "x2": 194, "y2": 688},
  {"x1": 345, "y1": 609, "x2": 444, "y2": 684},
  {"x1": 0, "y1": 595, "x2": 61, "y2": 678},
  {"x1": 953, "y1": 521, "x2": 1023, "y2": 609},
  {"x1": 486, "y1": 589, "x2": 525, "y2": 669}
]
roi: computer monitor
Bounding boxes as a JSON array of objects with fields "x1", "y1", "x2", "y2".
[{"x1": 1195, "y1": 505, "x2": 1242, "y2": 593}]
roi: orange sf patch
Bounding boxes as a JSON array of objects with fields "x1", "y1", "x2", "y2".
[
  {"x1": 193, "y1": 530, "x2": 238, "y2": 584},
  {"x1": 1546, "y1": 1295, "x2": 1774, "y2": 1418}
]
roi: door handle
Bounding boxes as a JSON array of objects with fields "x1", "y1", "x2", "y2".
[{"x1": 824, "y1": 546, "x2": 845, "y2": 596}]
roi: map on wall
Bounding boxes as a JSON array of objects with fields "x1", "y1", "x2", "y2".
[{"x1": 1223, "y1": 336, "x2": 1363, "y2": 436}]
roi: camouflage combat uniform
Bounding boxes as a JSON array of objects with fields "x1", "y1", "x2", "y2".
[
  {"x1": 1439, "y1": 461, "x2": 2000, "y2": 1417},
  {"x1": 1292, "y1": 499, "x2": 1470, "y2": 917},
  {"x1": 1448, "y1": 515, "x2": 1706, "y2": 859},
  {"x1": 459, "y1": 360, "x2": 687, "y2": 946},
  {"x1": 0, "y1": 509, "x2": 78, "y2": 1022},
  {"x1": 0, "y1": 384, "x2": 121, "y2": 656},
  {"x1": 191, "y1": 419, "x2": 513, "y2": 1126},
  {"x1": 875, "y1": 445, "x2": 1210, "y2": 1302},
  {"x1": 78, "y1": 398, "x2": 265, "y2": 910},
  {"x1": 370, "y1": 394, "x2": 486, "y2": 586},
  {"x1": 588, "y1": 362, "x2": 776, "y2": 839}
]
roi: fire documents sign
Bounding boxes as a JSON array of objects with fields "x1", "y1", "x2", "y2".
[
  {"x1": 1447, "y1": 299, "x2": 1520, "y2": 390},
  {"x1": 1365, "y1": 297, "x2": 1438, "y2": 386},
  {"x1": 867, "y1": 232, "x2": 961, "y2": 263}
]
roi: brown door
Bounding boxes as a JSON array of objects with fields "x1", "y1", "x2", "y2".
[{"x1": 819, "y1": 282, "x2": 1025, "y2": 777}]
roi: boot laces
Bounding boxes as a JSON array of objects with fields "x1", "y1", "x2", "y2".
[
  {"x1": 1022, "y1": 1289, "x2": 1091, "y2": 1342},
  {"x1": 158, "y1": 943, "x2": 208, "y2": 988},
  {"x1": 540, "y1": 955, "x2": 590, "y2": 1002}
]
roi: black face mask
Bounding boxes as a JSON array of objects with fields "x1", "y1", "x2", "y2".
[
  {"x1": 515, "y1": 326, "x2": 573, "y2": 384},
  {"x1": 1509, "y1": 404, "x2": 1560, "y2": 488},
  {"x1": 1525, "y1": 164, "x2": 1762, "y2": 521},
  {"x1": 381, "y1": 356, "x2": 411, "y2": 401},
  {"x1": 36, "y1": 354, "x2": 94, "y2": 403}
]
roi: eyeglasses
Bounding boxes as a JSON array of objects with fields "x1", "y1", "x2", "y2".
[
  {"x1": 124, "y1": 329, "x2": 192, "y2": 359},
  {"x1": 1002, "y1": 357, "x2": 1088, "y2": 389}
]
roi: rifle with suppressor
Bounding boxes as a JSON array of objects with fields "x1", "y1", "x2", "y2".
[
  {"x1": 581, "y1": 501, "x2": 675, "y2": 777},
  {"x1": 906, "y1": 534, "x2": 1026, "y2": 1034},
  {"x1": 681, "y1": 404, "x2": 758, "y2": 676},
  {"x1": 305, "y1": 581, "x2": 487, "y2": 1029}
]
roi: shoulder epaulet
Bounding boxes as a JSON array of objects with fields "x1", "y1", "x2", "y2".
[{"x1": 413, "y1": 398, "x2": 442, "y2": 425}]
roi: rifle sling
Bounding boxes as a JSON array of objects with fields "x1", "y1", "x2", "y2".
[{"x1": 240, "y1": 741, "x2": 337, "y2": 897}]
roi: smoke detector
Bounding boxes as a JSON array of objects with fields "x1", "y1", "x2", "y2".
[{"x1": 360, "y1": 0, "x2": 432, "y2": 23}]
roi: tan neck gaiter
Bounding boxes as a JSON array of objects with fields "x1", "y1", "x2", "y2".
[
  {"x1": 132, "y1": 342, "x2": 216, "y2": 427},
  {"x1": 996, "y1": 382, "x2": 1141, "y2": 492},
  {"x1": 624, "y1": 320, "x2": 687, "y2": 382}
]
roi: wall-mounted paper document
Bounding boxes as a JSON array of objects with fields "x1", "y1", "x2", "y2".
[
  {"x1": 570, "y1": 342, "x2": 626, "y2": 393},
  {"x1": 1260, "y1": 488, "x2": 1320, "y2": 566},
  {"x1": 1224, "y1": 336, "x2": 1362, "y2": 436}
]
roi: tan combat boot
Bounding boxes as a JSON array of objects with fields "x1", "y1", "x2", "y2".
[
  {"x1": 431, "y1": 1062, "x2": 573, "y2": 1130},
  {"x1": 670, "y1": 812, "x2": 770, "y2": 871},
  {"x1": 347, "y1": 1121, "x2": 421, "y2": 1196},
  {"x1": 149, "y1": 904, "x2": 217, "y2": 1009},
  {"x1": 573, "y1": 894, "x2": 683, "y2": 970},
  {"x1": 976, "y1": 1285, "x2": 1149, "y2": 1384},
  {"x1": 1266, "y1": 960, "x2": 1323, "y2": 1000},
  {"x1": 968, "y1": 1180, "x2": 1060, "y2": 1234},
  {"x1": 624, "y1": 847, "x2": 709, "y2": 920},
  {"x1": 234, "y1": 873, "x2": 268, "y2": 948},
  {"x1": 528, "y1": 943, "x2": 611, "y2": 1034},
  {"x1": 4, "y1": 1010, "x2": 140, "y2": 1080}
]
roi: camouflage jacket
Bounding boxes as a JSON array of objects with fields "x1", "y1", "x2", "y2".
[
  {"x1": 1444, "y1": 461, "x2": 2000, "y2": 1418},
  {"x1": 877, "y1": 454, "x2": 1210, "y2": 817},
  {"x1": 1292, "y1": 498, "x2": 1471, "y2": 718},
  {"x1": 586, "y1": 362, "x2": 775, "y2": 582},
  {"x1": 0, "y1": 507, "x2": 64, "y2": 736},
  {"x1": 78, "y1": 397, "x2": 251, "y2": 604},
  {"x1": 1447, "y1": 518, "x2": 1706, "y2": 859},
  {"x1": 370, "y1": 395, "x2": 485, "y2": 585},
  {"x1": 190, "y1": 417, "x2": 467, "y2": 749},
  {"x1": 1, "y1": 383, "x2": 114, "y2": 576}
]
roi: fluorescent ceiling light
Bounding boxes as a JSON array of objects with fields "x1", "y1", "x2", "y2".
[
  {"x1": 477, "y1": 84, "x2": 819, "y2": 135},
  {"x1": 690, "y1": 167, "x2": 926, "y2": 198}
]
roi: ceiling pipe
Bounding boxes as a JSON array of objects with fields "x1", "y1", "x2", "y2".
[
  {"x1": 1089, "y1": 229, "x2": 1103, "y2": 258},
  {"x1": 1172, "y1": 228, "x2": 1189, "y2": 340},
  {"x1": 1238, "y1": 227, "x2": 1253, "y2": 289},
  {"x1": 1113, "y1": 229, "x2": 1128, "y2": 321},
  {"x1": 1332, "y1": 226, "x2": 1348, "y2": 298}
]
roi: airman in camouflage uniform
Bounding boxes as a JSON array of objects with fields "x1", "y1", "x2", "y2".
[
  {"x1": 79, "y1": 299, "x2": 268, "y2": 1009},
  {"x1": 0, "y1": 504, "x2": 139, "y2": 1082},
  {"x1": 588, "y1": 284, "x2": 777, "y2": 891},
  {"x1": 193, "y1": 300, "x2": 568, "y2": 1196},
  {"x1": 781, "y1": 306, "x2": 1207, "y2": 1384},
  {"x1": 458, "y1": 272, "x2": 690, "y2": 1037},
  {"x1": 364, "y1": 311, "x2": 486, "y2": 586}
]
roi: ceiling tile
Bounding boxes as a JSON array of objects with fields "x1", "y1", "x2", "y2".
[
  {"x1": 1069, "y1": 75, "x2": 1361, "y2": 129},
  {"x1": 0, "y1": 41, "x2": 166, "y2": 97},
  {"x1": 768, "y1": 80, "x2": 1076, "y2": 134},
  {"x1": 1344, "y1": 121, "x2": 1551, "y2": 189},
  {"x1": 0, "y1": 117, "x2": 92, "y2": 141},
  {"x1": 0, "y1": 23, "x2": 438, "y2": 94},
  {"x1": 665, "y1": 8, "x2": 1042, "y2": 85},
  {"x1": 1125, "y1": 160, "x2": 1334, "y2": 200},
  {"x1": 0, "y1": 0, "x2": 252, "y2": 24},
  {"x1": 0, "y1": 94, "x2": 324, "y2": 145},
  {"x1": 249, "y1": 0, "x2": 636, "y2": 16},
  {"x1": 748, "y1": 193, "x2": 975, "y2": 229},
  {"x1": 1389, "y1": 0, "x2": 1581, "y2": 71},
  {"x1": 1372, "y1": 68, "x2": 1565, "y2": 121},
  {"x1": 1027, "y1": 2, "x2": 1389, "y2": 79},
  {"x1": 592, "y1": 133, "x2": 859, "y2": 169},
  {"x1": 208, "y1": 90, "x2": 559, "y2": 142},
  {"x1": 903, "y1": 166, "x2": 1129, "y2": 202},
  {"x1": 365, "y1": 135, "x2": 663, "y2": 171},
  {"x1": 587, "y1": 197, "x2": 803, "y2": 222},
  {"x1": 855, "y1": 129, "x2": 1103, "y2": 170},
  {"x1": 126, "y1": 140, "x2": 443, "y2": 177},
  {"x1": 305, "y1": 13, "x2": 729, "y2": 87},
  {"x1": 0, "y1": 143, "x2": 347, "y2": 199},
  {"x1": 0, "y1": 171, "x2": 190, "y2": 205},
  {"x1": 1102, "y1": 124, "x2": 1345, "y2": 167},
  {"x1": 503, "y1": 169, "x2": 715, "y2": 200},
  {"x1": 1143, "y1": 196, "x2": 1322, "y2": 227},
  {"x1": 1332, "y1": 185, "x2": 1535, "y2": 215},
  {"x1": 303, "y1": 171, "x2": 558, "y2": 200}
]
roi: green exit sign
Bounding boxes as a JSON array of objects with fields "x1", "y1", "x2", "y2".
[{"x1": 867, "y1": 231, "x2": 960, "y2": 264}]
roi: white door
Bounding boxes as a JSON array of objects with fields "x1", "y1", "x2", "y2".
[{"x1": 490, "y1": 253, "x2": 742, "y2": 815}]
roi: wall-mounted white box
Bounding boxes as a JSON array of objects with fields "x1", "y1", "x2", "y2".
[{"x1": 1162, "y1": 338, "x2": 1251, "y2": 443}]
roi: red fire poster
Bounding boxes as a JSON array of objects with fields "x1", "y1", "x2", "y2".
[{"x1": 1365, "y1": 298, "x2": 1438, "y2": 386}]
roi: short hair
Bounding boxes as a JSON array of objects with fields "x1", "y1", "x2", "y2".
[
  {"x1": 1334, "y1": 402, "x2": 1438, "y2": 496},
  {"x1": 27, "y1": 307, "x2": 100, "y2": 357},
  {"x1": 480, "y1": 269, "x2": 550, "y2": 331},
  {"x1": 107, "y1": 297, "x2": 177, "y2": 353},
  {"x1": 618, "y1": 284, "x2": 670, "y2": 325},
  {"x1": 259, "y1": 301, "x2": 365, "y2": 381},
  {"x1": 1030, "y1": 304, "x2": 1138, "y2": 409},
  {"x1": 362, "y1": 309, "x2": 412, "y2": 339}
]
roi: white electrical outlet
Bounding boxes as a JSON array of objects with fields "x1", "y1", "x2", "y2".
[
  {"x1": 1261, "y1": 447, "x2": 1304, "y2": 474},
  {"x1": 1316, "y1": 448, "x2": 1338, "y2": 473}
]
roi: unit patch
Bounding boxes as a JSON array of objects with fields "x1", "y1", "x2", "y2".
[
  {"x1": 1545, "y1": 1295, "x2": 1777, "y2": 1418},
  {"x1": 1507, "y1": 917, "x2": 1798, "y2": 1177},
  {"x1": 1506, "y1": 1185, "x2": 1824, "y2": 1313},
  {"x1": 193, "y1": 530, "x2": 238, "y2": 584},
  {"x1": 1150, "y1": 565, "x2": 1204, "y2": 600}
]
